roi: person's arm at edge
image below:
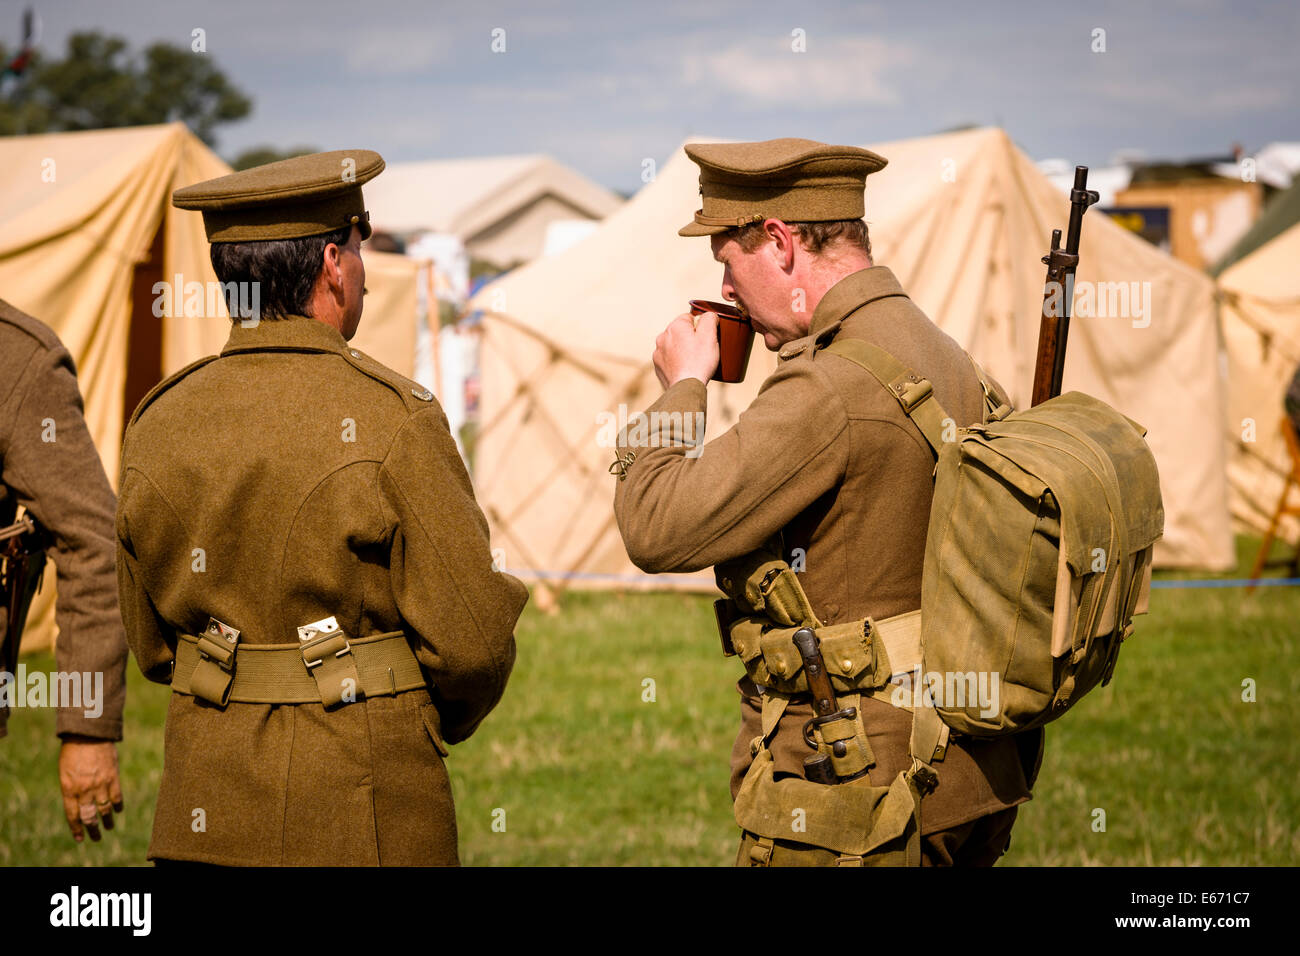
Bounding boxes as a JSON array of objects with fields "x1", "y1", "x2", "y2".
[
  {"x1": 5, "y1": 342, "x2": 127, "y2": 739},
  {"x1": 378, "y1": 403, "x2": 528, "y2": 745}
]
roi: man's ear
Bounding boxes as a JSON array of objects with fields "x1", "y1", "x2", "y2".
[
  {"x1": 322, "y1": 242, "x2": 344, "y2": 294},
  {"x1": 763, "y1": 218, "x2": 796, "y2": 271}
]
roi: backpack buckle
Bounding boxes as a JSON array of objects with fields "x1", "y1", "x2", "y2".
[
  {"x1": 892, "y1": 377, "x2": 933, "y2": 413},
  {"x1": 908, "y1": 760, "x2": 940, "y2": 796}
]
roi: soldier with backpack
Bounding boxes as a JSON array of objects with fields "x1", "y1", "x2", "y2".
[{"x1": 611, "y1": 139, "x2": 1160, "y2": 866}]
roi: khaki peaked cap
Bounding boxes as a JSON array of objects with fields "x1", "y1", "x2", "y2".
[
  {"x1": 680, "y1": 138, "x2": 888, "y2": 237},
  {"x1": 173, "y1": 149, "x2": 385, "y2": 242}
]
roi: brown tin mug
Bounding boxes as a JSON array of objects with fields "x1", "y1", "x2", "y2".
[{"x1": 689, "y1": 299, "x2": 755, "y2": 384}]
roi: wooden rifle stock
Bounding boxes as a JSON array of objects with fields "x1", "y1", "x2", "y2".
[{"x1": 1030, "y1": 166, "x2": 1100, "y2": 407}]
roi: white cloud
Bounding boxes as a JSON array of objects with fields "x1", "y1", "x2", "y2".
[
  {"x1": 1095, "y1": 78, "x2": 1288, "y2": 115},
  {"x1": 343, "y1": 28, "x2": 452, "y2": 75},
  {"x1": 692, "y1": 35, "x2": 914, "y2": 107}
]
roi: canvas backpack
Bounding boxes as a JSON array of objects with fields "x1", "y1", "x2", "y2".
[{"x1": 820, "y1": 335, "x2": 1165, "y2": 738}]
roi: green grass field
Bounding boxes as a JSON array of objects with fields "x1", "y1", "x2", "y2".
[{"x1": 2, "y1": 536, "x2": 1296, "y2": 866}]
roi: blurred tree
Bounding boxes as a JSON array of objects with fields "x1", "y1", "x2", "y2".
[
  {"x1": 231, "y1": 145, "x2": 319, "y2": 171},
  {"x1": 0, "y1": 30, "x2": 250, "y2": 145}
]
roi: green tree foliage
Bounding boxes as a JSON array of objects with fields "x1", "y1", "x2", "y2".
[
  {"x1": 0, "y1": 31, "x2": 250, "y2": 145},
  {"x1": 230, "y1": 145, "x2": 319, "y2": 171}
]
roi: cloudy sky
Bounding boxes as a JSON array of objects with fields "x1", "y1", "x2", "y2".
[{"x1": 18, "y1": 0, "x2": 1299, "y2": 193}]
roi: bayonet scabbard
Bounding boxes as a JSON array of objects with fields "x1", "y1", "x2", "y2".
[{"x1": 792, "y1": 627, "x2": 861, "y2": 785}]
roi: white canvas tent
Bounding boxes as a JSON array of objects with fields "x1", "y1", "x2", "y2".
[
  {"x1": 0, "y1": 123, "x2": 419, "y2": 651},
  {"x1": 470, "y1": 127, "x2": 1234, "y2": 589},
  {"x1": 1217, "y1": 221, "x2": 1300, "y2": 538}
]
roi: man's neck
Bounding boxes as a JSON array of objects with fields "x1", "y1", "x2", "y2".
[
  {"x1": 800, "y1": 254, "x2": 874, "y2": 320},
  {"x1": 304, "y1": 287, "x2": 346, "y2": 335}
]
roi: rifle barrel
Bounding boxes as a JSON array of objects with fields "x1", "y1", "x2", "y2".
[{"x1": 1031, "y1": 166, "x2": 1099, "y2": 406}]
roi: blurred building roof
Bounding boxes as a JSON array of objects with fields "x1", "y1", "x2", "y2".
[
  {"x1": 1210, "y1": 176, "x2": 1300, "y2": 276},
  {"x1": 1249, "y1": 142, "x2": 1300, "y2": 189},
  {"x1": 1036, "y1": 158, "x2": 1133, "y2": 206},
  {"x1": 366, "y1": 153, "x2": 623, "y2": 239}
]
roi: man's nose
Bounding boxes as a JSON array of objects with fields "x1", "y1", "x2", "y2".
[{"x1": 720, "y1": 267, "x2": 736, "y2": 303}]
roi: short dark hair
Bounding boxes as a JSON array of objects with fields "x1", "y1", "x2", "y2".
[
  {"x1": 209, "y1": 225, "x2": 353, "y2": 321},
  {"x1": 732, "y1": 218, "x2": 871, "y2": 259}
]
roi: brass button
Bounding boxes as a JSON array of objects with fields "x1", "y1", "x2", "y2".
[
  {"x1": 350, "y1": 349, "x2": 360, "y2": 358},
  {"x1": 840, "y1": 659, "x2": 854, "y2": 673},
  {"x1": 773, "y1": 660, "x2": 787, "y2": 676},
  {"x1": 412, "y1": 387, "x2": 433, "y2": 401}
]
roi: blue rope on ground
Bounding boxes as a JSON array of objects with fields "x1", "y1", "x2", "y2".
[
  {"x1": 512, "y1": 569, "x2": 1300, "y2": 590},
  {"x1": 1151, "y1": 577, "x2": 1300, "y2": 589}
]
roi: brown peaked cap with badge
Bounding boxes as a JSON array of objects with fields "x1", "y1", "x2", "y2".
[
  {"x1": 173, "y1": 149, "x2": 385, "y2": 243},
  {"x1": 679, "y1": 138, "x2": 888, "y2": 237}
]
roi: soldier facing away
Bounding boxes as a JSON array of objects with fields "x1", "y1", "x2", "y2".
[
  {"x1": 116, "y1": 150, "x2": 527, "y2": 865},
  {"x1": 612, "y1": 139, "x2": 1043, "y2": 866}
]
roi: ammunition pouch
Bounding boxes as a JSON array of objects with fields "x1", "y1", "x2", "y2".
[
  {"x1": 716, "y1": 551, "x2": 819, "y2": 628},
  {"x1": 735, "y1": 748, "x2": 922, "y2": 866},
  {"x1": 717, "y1": 546, "x2": 943, "y2": 867},
  {"x1": 727, "y1": 613, "x2": 925, "y2": 702}
]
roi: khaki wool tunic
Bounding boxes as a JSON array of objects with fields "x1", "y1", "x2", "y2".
[
  {"x1": 614, "y1": 267, "x2": 1038, "y2": 837},
  {"x1": 116, "y1": 316, "x2": 527, "y2": 865},
  {"x1": 0, "y1": 299, "x2": 128, "y2": 742}
]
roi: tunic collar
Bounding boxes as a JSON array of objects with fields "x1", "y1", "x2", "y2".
[
  {"x1": 221, "y1": 315, "x2": 349, "y2": 356},
  {"x1": 779, "y1": 266, "x2": 910, "y2": 360}
]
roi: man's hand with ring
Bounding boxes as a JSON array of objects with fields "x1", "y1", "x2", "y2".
[
  {"x1": 653, "y1": 311, "x2": 720, "y2": 390},
  {"x1": 59, "y1": 736, "x2": 124, "y2": 843}
]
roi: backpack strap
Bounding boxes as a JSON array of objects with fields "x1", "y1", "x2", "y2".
[
  {"x1": 967, "y1": 354, "x2": 1013, "y2": 422},
  {"x1": 821, "y1": 337, "x2": 954, "y2": 458},
  {"x1": 820, "y1": 335, "x2": 961, "y2": 794}
]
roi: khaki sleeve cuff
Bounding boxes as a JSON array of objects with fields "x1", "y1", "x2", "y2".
[
  {"x1": 613, "y1": 378, "x2": 708, "y2": 468},
  {"x1": 57, "y1": 712, "x2": 124, "y2": 742}
]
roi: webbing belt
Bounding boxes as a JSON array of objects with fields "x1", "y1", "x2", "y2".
[
  {"x1": 873, "y1": 610, "x2": 921, "y2": 681},
  {"x1": 865, "y1": 610, "x2": 950, "y2": 783},
  {"x1": 172, "y1": 629, "x2": 426, "y2": 706},
  {"x1": 739, "y1": 607, "x2": 947, "y2": 794},
  {"x1": 743, "y1": 610, "x2": 922, "y2": 704}
]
